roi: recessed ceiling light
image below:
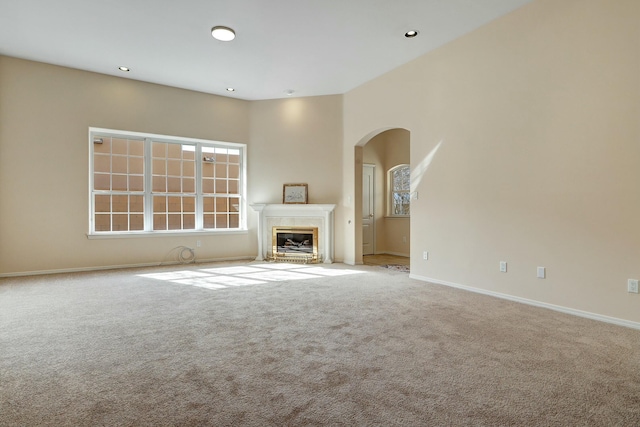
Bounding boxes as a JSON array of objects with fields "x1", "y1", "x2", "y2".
[
  {"x1": 285, "y1": 90, "x2": 295, "y2": 96},
  {"x1": 118, "y1": 66, "x2": 130, "y2": 72},
  {"x1": 404, "y1": 30, "x2": 419, "y2": 38},
  {"x1": 211, "y1": 26, "x2": 236, "y2": 41},
  {"x1": 226, "y1": 87, "x2": 235, "y2": 92}
]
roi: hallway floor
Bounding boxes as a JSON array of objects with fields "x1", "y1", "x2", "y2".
[{"x1": 363, "y1": 254, "x2": 410, "y2": 266}]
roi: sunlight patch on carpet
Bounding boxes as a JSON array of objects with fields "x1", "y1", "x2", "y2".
[
  {"x1": 141, "y1": 271, "x2": 210, "y2": 280},
  {"x1": 237, "y1": 270, "x2": 321, "y2": 282},
  {"x1": 138, "y1": 263, "x2": 365, "y2": 291},
  {"x1": 200, "y1": 266, "x2": 267, "y2": 275}
]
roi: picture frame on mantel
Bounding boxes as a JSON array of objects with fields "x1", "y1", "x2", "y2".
[{"x1": 283, "y1": 183, "x2": 308, "y2": 204}]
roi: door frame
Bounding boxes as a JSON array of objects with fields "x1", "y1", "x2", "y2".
[{"x1": 362, "y1": 163, "x2": 375, "y2": 256}]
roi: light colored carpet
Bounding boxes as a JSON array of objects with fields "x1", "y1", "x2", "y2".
[{"x1": 1, "y1": 261, "x2": 639, "y2": 426}]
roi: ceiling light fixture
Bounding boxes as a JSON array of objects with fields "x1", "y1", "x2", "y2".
[
  {"x1": 211, "y1": 26, "x2": 236, "y2": 41},
  {"x1": 226, "y1": 87, "x2": 235, "y2": 92},
  {"x1": 118, "y1": 66, "x2": 130, "y2": 72},
  {"x1": 285, "y1": 90, "x2": 295, "y2": 96},
  {"x1": 404, "y1": 30, "x2": 419, "y2": 38}
]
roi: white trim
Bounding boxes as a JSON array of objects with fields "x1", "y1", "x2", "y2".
[
  {"x1": 86, "y1": 229, "x2": 248, "y2": 239},
  {"x1": 89, "y1": 127, "x2": 245, "y2": 149},
  {"x1": 195, "y1": 144, "x2": 204, "y2": 230},
  {"x1": 88, "y1": 128, "x2": 94, "y2": 234},
  {"x1": 0, "y1": 256, "x2": 255, "y2": 278},
  {"x1": 144, "y1": 137, "x2": 153, "y2": 230},
  {"x1": 363, "y1": 163, "x2": 376, "y2": 256},
  {"x1": 410, "y1": 274, "x2": 640, "y2": 331}
]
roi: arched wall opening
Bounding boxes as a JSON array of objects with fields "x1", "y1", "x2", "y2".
[{"x1": 353, "y1": 127, "x2": 411, "y2": 265}]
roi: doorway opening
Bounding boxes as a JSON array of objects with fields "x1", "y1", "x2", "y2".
[{"x1": 357, "y1": 128, "x2": 410, "y2": 266}]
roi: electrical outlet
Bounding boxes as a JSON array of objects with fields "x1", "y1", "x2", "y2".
[
  {"x1": 196, "y1": 240, "x2": 202, "y2": 247},
  {"x1": 499, "y1": 261, "x2": 507, "y2": 273},
  {"x1": 402, "y1": 236, "x2": 407, "y2": 243},
  {"x1": 423, "y1": 251, "x2": 429, "y2": 260},
  {"x1": 628, "y1": 279, "x2": 639, "y2": 294},
  {"x1": 537, "y1": 267, "x2": 546, "y2": 279}
]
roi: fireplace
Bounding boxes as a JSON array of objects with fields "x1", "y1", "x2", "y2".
[
  {"x1": 250, "y1": 203, "x2": 336, "y2": 263},
  {"x1": 272, "y1": 226, "x2": 318, "y2": 263}
]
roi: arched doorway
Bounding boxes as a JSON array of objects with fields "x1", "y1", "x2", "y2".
[{"x1": 354, "y1": 128, "x2": 410, "y2": 266}]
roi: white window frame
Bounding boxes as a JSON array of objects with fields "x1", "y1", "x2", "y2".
[
  {"x1": 88, "y1": 127, "x2": 247, "y2": 238},
  {"x1": 387, "y1": 164, "x2": 410, "y2": 217}
]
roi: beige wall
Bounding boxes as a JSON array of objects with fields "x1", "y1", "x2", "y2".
[
  {"x1": 249, "y1": 96, "x2": 343, "y2": 205},
  {"x1": 344, "y1": 0, "x2": 640, "y2": 322},
  {"x1": 0, "y1": 57, "x2": 344, "y2": 274},
  {"x1": 249, "y1": 96, "x2": 345, "y2": 261},
  {"x1": 363, "y1": 129, "x2": 410, "y2": 256}
]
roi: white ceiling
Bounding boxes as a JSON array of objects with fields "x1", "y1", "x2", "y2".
[{"x1": 0, "y1": 0, "x2": 531, "y2": 100}]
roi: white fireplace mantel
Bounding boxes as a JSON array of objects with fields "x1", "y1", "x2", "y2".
[{"x1": 250, "y1": 204, "x2": 336, "y2": 263}]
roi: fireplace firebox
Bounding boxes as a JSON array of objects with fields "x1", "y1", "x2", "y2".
[{"x1": 271, "y1": 226, "x2": 319, "y2": 263}]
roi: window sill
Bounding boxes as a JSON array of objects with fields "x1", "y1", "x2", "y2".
[{"x1": 86, "y1": 229, "x2": 248, "y2": 239}]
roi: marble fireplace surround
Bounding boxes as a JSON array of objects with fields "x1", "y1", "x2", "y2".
[{"x1": 250, "y1": 204, "x2": 336, "y2": 263}]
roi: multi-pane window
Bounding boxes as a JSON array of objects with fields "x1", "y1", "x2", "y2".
[
  {"x1": 151, "y1": 141, "x2": 196, "y2": 231},
  {"x1": 90, "y1": 129, "x2": 245, "y2": 234},
  {"x1": 93, "y1": 137, "x2": 145, "y2": 232},
  {"x1": 202, "y1": 147, "x2": 241, "y2": 229},
  {"x1": 389, "y1": 164, "x2": 410, "y2": 216}
]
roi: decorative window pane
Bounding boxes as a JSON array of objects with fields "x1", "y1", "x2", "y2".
[
  {"x1": 389, "y1": 164, "x2": 410, "y2": 216},
  {"x1": 393, "y1": 166, "x2": 410, "y2": 192},
  {"x1": 152, "y1": 142, "x2": 196, "y2": 195}
]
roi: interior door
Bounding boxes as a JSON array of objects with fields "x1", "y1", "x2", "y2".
[{"x1": 362, "y1": 164, "x2": 375, "y2": 255}]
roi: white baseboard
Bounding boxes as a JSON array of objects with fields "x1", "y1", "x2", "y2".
[
  {"x1": 0, "y1": 256, "x2": 255, "y2": 278},
  {"x1": 410, "y1": 273, "x2": 640, "y2": 331}
]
